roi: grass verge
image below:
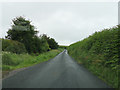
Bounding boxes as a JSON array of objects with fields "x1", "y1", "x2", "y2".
[{"x1": 2, "y1": 49, "x2": 63, "y2": 78}]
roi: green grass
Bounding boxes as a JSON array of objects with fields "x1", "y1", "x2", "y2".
[{"x1": 2, "y1": 49, "x2": 63, "y2": 77}]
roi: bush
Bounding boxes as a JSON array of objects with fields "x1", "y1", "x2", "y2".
[
  {"x1": 2, "y1": 39, "x2": 27, "y2": 54},
  {"x1": 2, "y1": 39, "x2": 11, "y2": 51}
]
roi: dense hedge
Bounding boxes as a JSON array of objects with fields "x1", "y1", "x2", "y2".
[
  {"x1": 2, "y1": 39, "x2": 27, "y2": 54},
  {"x1": 68, "y1": 25, "x2": 119, "y2": 88}
]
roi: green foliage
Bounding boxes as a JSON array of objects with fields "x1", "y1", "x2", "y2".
[
  {"x1": 39, "y1": 36, "x2": 49, "y2": 53},
  {"x1": 6, "y1": 16, "x2": 38, "y2": 41},
  {"x1": 47, "y1": 38, "x2": 58, "y2": 49},
  {"x1": 2, "y1": 39, "x2": 26, "y2": 54},
  {"x1": 2, "y1": 39, "x2": 10, "y2": 51},
  {"x1": 68, "y1": 25, "x2": 119, "y2": 88},
  {"x1": 2, "y1": 49, "x2": 62, "y2": 72},
  {"x1": 40, "y1": 34, "x2": 59, "y2": 49},
  {"x1": 59, "y1": 45, "x2": 68, "y2": 49},
  {"x1": 6, "y1": 16, "x2": 38, "y2": 53},
  {"x1": 5, "y1": 17, "x2": 59, "y2": 54},
  {"x1": 2, "y1": 53, "x2": 15, "y2": 65},
  {"x1": 2, "y1": 52, "x2": 21, "y2": 66},
  {"x1": 26, "y1": 36, "x2": 49, "y2": 54}
]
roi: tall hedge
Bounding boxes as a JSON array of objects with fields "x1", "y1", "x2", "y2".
[{"x1": 68, "y1": 25, "x2": 119, "y2": 88}]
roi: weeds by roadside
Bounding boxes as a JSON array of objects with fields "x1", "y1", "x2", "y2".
[{"x1": 2, "y1": 49, "x2": 63, "y2": 78}]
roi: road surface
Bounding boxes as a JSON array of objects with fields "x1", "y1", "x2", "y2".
[{"x1": 3, "y1": 50, "x2": 111, "y2": 88}]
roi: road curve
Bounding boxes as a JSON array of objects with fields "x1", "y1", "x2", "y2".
[{"x1": 3, "y1": 50, "x2": 111, "y2": 88}]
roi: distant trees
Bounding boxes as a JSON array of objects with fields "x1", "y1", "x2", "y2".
[
  {"x1": 47, "y1": 38, "x2": 59, "y2": 49},
  {"x1": 40, "y1": 34, "x2": 59, "y2": 49},
  {"x1": 59, "y1": 45, "x2": 68, "y2": 49},
  {"x1": 5, "y1": 16, "x2": 59, "y2": 54}
]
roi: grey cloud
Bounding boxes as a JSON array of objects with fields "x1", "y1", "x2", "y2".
[{"x1": 1, "y1": 2, "x2": 118, "y2": 45}]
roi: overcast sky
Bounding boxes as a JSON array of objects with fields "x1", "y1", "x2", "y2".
[{"x1": 0, "y1": 2, "x2": 118, "y2": 46}]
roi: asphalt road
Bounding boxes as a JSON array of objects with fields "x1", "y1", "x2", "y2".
[{"x1": 3, "y1": 50, "x2": 111, "y2": 88}]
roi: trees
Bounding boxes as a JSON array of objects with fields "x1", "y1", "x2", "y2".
[
  {"x1": 5, "y1": 16, "x2": 59, "y2": 54},
  {"x1": 6, "y1": 16, "x2": 38, "y2": 53},
  {"x1": 39, "y1": 37, "x2": 49, "y2": 53},
  {"x1": 47, "y1": 38, "x2": 59, "y2": 49},
  {"x1": 40, "y1": 34, "x2": 59, "y2": 49},
  {"x1": 6, "y1": 16, "x2": 38, "y2": 41},
  {"x1": 32, "y1": 36, "x2": 49, "y2": 54}
]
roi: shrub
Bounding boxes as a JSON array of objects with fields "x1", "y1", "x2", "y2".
[{"x1": 2, "y1": 39, "x2": 27, "y2": 54}]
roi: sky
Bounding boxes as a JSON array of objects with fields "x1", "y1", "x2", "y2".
[{"x1": 0, "y1": 1, "x2": 118, "y2": 46}]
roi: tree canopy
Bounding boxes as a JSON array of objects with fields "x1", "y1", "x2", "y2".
[
  {"x1": 40, "y1": 34, "x2": 59, "y2": 49},
  {"x1": 5, "y1": 16, "x2": 59, "y2": 54}
]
